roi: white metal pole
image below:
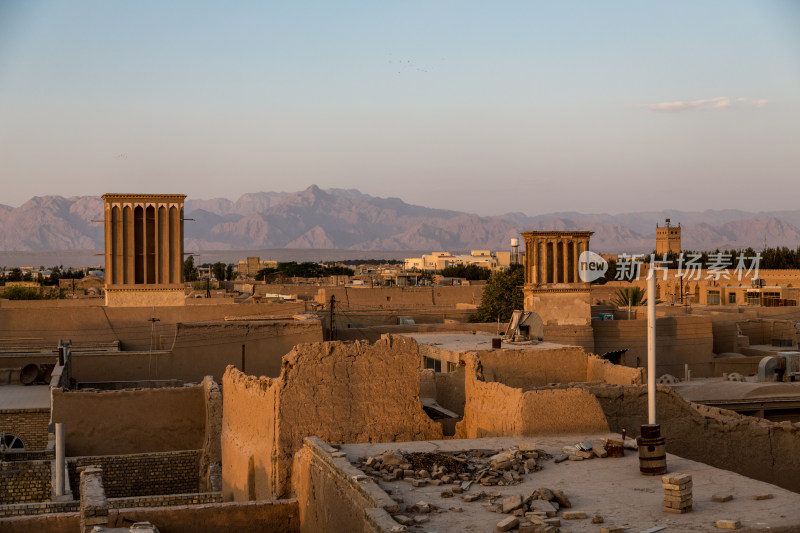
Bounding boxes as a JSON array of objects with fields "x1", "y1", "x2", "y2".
[
  {"x1": 648, "y1": 273, "x2": 657, "y2": 424},
  {"x1": 55, "y1": 423, "x2": 65, "y2": 497}
]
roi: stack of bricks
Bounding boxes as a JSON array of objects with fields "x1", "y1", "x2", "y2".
[{"x1": 662, "y1": 473, "x2": 692, "y2": 514}]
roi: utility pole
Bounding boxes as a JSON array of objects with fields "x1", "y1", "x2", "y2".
[
  {"x1": 148, "y1": 317, "x2": 160, "y2": 379},
  {"x1": 329, "y1": 295, "x2": 336, "y2": 341}
]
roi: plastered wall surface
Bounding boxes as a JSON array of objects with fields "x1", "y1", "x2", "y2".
[
  {"x1": 51, "y1": 384, "x2": 206, "y2": 456},
  {"x1": 316, "y1": 286, "x2": 484, "y2": 309},
  {"x1": 456, "y1": 354, "x2": 610, "y2": 439},
  {"x1": 524, "y1": 290, "x2": 592, "y2": 327},
  {"x1": 0, "y1": 300, "x2": 305, "y2": 351},
  {"x1": 478, "y1": 346, "x2": 590, "y2": 387},
  {"x1": 68, "y1": 319, "x2": 322, "y2": 382},
  {"x1": 593, "y1": 315, "x2": 714, "y2": 377},
  {"x1": 222, "y1": 336, "x2": 442, "y2": 501},
  {"x1": 588, "y1": 384, "x2": 800, "y2": 493}
]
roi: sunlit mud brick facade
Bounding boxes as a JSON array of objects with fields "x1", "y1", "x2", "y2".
[{"x1": 102, "y1": 194, "x2": 186, "y2": 307}]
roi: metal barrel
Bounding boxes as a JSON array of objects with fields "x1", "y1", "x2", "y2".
[{"x1": 637, "y1": 423, "x2": 667, "y2": 475}]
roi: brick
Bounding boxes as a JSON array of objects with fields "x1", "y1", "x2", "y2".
[
  {"x1": 662, "y1": 473, "x2": 692, "y2": 485},
  {"x1": 502, "y1": 494, "x2": 523, "y2": 513},
  {"x1": 662, "y1": 481, "x2": 692, "y2": 491},
  {"x1": 712, "y1": 494, "x2": 733, "y2": 503},
  {"x1": 716, "y1": 519, "x2": 741, "y2": 529},
  {"x1": 600, "y1": 527, "x2": 625, "y2": 533},
  {"x1": 754, "y1": 494, "x2": 774, "y2": 500},
  {"x1": 562, "y1": 511, "x2": 588, "y2": 519},
  {"x1": 497, "y1": 516, "x2": 519, "y2": 532}
]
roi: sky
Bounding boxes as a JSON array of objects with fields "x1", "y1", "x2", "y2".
[{"x1": 1, "y1": 1, "x2": 798, "y2": 216}]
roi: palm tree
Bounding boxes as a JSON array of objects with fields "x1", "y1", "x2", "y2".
[{"x1": 612, "y1": 286, "x2": 651, "y2": 307}]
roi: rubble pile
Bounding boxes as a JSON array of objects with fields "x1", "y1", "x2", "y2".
[
  {"x1": 553, "y1": 438, "x2": 636, "y2": 463},
  {"x1": 356, "y1": 444, "x2": 551, "y2": 490}
]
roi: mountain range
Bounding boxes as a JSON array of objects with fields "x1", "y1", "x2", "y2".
[{"x1": 1, "y1": 186, "x2": 799, "y2": 254}]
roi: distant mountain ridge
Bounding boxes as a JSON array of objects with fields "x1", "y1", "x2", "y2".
[{"x1": 1, "y1": 186, "x2": 799, "y2": 253}]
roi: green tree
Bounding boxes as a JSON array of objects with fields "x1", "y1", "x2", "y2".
[
  {"x1": 440, "y1": 264, "x2": 492, "y2": 280},
  {"x1": 611, "y1": 286, "x2": 660, "y2": 307},
  {"x1": 5, "y1": 268, "x2": 22, "y2": 282},
  {"x1": 473, "y1": 264, "x2": 524, "y2": 323},
  {"x1": 211, "y1": 262, "x2": 226, "y2": 281},
  {"x1": 225, "y1": 264, "x2": 234, "y2": 281},
  {"x1": 183, "y1": 256, "x2": 199, "y2": 282}
]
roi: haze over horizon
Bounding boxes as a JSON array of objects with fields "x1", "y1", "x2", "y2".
[{"x1": 1, "y1": 1, "x2": 798, "y2": 216}]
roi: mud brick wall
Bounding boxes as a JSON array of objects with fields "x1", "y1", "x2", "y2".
[
  {"x1": 0, "y1": 409, "x2": 51, "y2": 451},
  {"x1": 67, "y1": 450, "x2": 201, "y2": 499},
  {"x1": 222, "y1": 336, "x2": 442, "y2": 501},
  {"x1": 0, "y1": 460, "x2": 52, "y2": 504}
]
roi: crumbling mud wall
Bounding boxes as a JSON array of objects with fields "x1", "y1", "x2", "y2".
[
  {"x1": 588, "y1": 384, "x2": 800, "y2": 493},
  {"x1": 292, "y1": 437, "x2": 399, "y2": 533},
  {"x1": 478, "y1": 346, "x2": 642, "y2": 388},
  {"x1": 456, "y1": 354, "x2": 610, "y2": 439},
  {"x1": 51, "y1": 383, "x2": 206, "y2": 456},
  {"x1": 222, "y1": 336, "x2": 443, "y2": 501},
  {"x1": 199, "y1": 376, "x2": 223, "y2": 492}
]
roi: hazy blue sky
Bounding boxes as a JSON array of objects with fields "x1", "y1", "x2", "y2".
[{"x1": 1, "y1": 1, "x2": 798, "y2": 215}]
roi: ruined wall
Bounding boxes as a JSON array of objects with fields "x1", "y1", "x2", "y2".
[
  {"x1": 478, "y1": 346, "x2": 589, "y2": 387},
  {"x1": 0, "y1": 460, "x2": 51, "y2": 504},
  {"x1": 588, "y1": 384, "x2": 800, "y2": 493},
  {"x1": 477, "y1": 346, "x2": 642, "y2": 388},
  {"x1": 221, "y1": 369, "x2": 278, "y2": 502},
  {"x1": 222, "y1": 336, "x2": 442, "y2": 501},
  {"x1": 456, "y1": 354, "x2": 610, "y2": 439},
  {"x1": 51, "y1": 384, "x2": 205, "y2": 456},
  {"x1": 292, "y1": 437, "x2": 400, "y2": 533},
  {"x1": 593, "y1": 315, "x2": 714, "y2": 377},
  {"x1": 67, "y1": 450, "x2": 200, "y2": 498},
  {"x1": 0, "y1": 409, "x2": 50, "y2": 451},
  {"x1": 69, "y1": 319, "x2": 322, "y2": 383},
  {"x1": 587, "y1": 357, "x2": 645, "y2": 385},
  {"x1": 199, "y1": 377, "x2": 223, "y2": 492},
  {"x1": 434, "y1": 366, "x2": 466, "y2": 416}
]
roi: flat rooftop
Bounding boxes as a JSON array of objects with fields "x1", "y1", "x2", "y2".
[
  {"x1": 401, "y1": 332, "x2": 568, "y2": 352},
  {"x1": 339, "y1": 435, "x2": 800, "y2": 532},
  {"x1": 670, "y1": 378, "x2": 800, "y2": 402},
  {"x1": 0, "y1": 384, "x2": 50, "y2": 410}
]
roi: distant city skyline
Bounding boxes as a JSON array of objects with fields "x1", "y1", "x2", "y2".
[{"x1": 1, "y1": 1, "x2": 798, "y2": 215}]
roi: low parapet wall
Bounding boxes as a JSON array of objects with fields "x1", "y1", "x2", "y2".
[
  {"x1": 292, "y1": 437, "x2": 400, "y2": 533},
  {"x1": 67, "y1": 450, "x2": 201, "y2": 499},
  {"x1": 221, "y1": 336, "x2": 442, "y2": 501},
  {"x1": 588, "y1": 384, "x2": 800, "y2": 493}
]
